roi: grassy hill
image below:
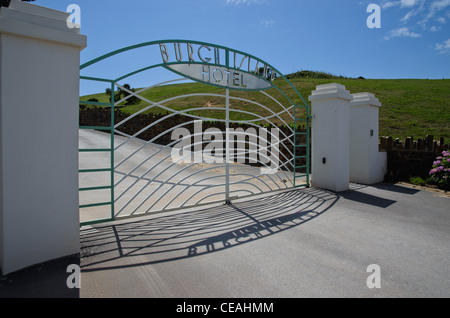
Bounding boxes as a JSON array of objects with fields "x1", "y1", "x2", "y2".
[
  {"x1": 290, "y1": 77, "x2": 450, "y2": 140},
  {"x1": 81, "y1": 72, "x2": 450, "y2": 140}
]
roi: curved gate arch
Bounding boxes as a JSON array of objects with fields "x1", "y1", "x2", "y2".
[{"x1": 79, "y1": 39, "x2": 310, "y2": 226}]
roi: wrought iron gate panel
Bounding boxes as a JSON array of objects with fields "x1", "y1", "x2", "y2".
[{"x1": 79, "y1": 40, "x2": 309, "y2": 226}]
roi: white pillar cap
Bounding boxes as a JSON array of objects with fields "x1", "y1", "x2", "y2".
[
  {"x1": 308, "y1": 83, "x2": 353, "y2": 102},
  {"x1": 351, "y1": 92, "x2": 382, "y2": 107},
  {"x1": 0, "y1": 0, "x2": 86, "y2": 49}
]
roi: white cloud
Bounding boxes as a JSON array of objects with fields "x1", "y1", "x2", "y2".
[
  {"x1": 260, "y1": 19, "x2": 275, "y2": 27},
  {"x1": 384, "y1": 27, "x2": 421, "y2": 39},
  {"x1": 435, "y1": 38, "x2": 450, "y2": 54},
  {"x1": 382, "y1": 0, "x2": 419, "y2": 9},
  {"x1": 401, "y1": 0, "x2": 419, "y2": 7},
  {"x1": 416, "y1": 0, "x2": 450, "y2": 30},
  {"x1": 427, "y1": 0, "x2": 450, "y2": 19},
  {"x1": 401, "y1": 0, "x2": 427, "y2": 22},
  {"x1": 402, "y1": 9, "x2": 418, "y2": 22},
  {"x1": 225, "y1": 0, "x2": 263, "y2": 5},
  {"x1": 382, "y1": 1, "x2": 400, "y2": 9},
  {"x1": 383, "y1": 0, "x2": 449, "y2": 32}
]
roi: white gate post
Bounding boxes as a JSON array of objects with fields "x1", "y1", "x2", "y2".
[
  {"x1": 350, "y1": 93, "x2": 387, "y2": 184},
  {"x1": 309, "y1": 83, "x2": 352, "y2": 192},
  {"x1": 0, "y1": 1, "x2": 86, "y2": 274}
]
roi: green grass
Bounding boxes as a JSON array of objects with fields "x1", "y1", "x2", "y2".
[
  {"x1": 286, "y1": 77, "x2": 450, "y2": 140},
  {"x1": 81, "y1": 75, "x2": 450, "y2": 140},
  {"x1": 409, "y1": 176, "x2": 426, "y2": 186}
]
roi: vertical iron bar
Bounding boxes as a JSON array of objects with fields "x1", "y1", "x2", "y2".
[
  {"x1": 110, "y1": 82, "x2": 115, "y2": 220},
  {"x1": 293, "y1": 104, "x2": 297, "y2": 187},
  {"x1": 306, "y1": 104, "x2": 310, "y2": 187},
  {"x1": 225, "y1": 48, "x2": 229, "y2": 68},
  {"x1": 225, "y1": 88, "x2": 230, "y2": 204}
]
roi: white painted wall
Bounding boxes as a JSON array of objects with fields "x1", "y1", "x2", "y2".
[
  {"x1": 0, "y1": 0, "x2": 86, "y2": 274},
  {"x1": 309, "y1": 83, "x2": 352, "y2": 192},
  {"x1": 350, "y1": 93, "x2": 387, "y2": 184}
]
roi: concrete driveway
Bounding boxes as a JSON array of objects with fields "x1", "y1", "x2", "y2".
[
  {"x1": 77, "y1": 182, "x2": 449, "y2": 298},
  {"x1": 1, "y1": 181, "x2": 448, "y2": 298}
]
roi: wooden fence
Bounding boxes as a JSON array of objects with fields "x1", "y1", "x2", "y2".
[{"x1": 379, "y1": 135, "x2": 449, "y2": 181}]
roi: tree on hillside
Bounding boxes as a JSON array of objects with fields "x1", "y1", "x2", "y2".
[
  {"x1": 105, "y1": 84, "x2": 139, "y2": 105},
  {"x1": 119, "y1": 84, "x2": 139, "y2": 105}
]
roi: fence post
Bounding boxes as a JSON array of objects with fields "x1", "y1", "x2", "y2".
[
  {"x1": 350, "y1": 93, "x2": 386, "y2": 184},
  {"x1": 309, "y1": 83, "x2": 352, "y2": 192},
  {"x1": 0, "y1": 0, "x2": 86, "y2": 274}
]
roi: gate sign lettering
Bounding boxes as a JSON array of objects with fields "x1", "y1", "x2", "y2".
[{"x1": 159, "y1": 42, "x2": 277, "y2": 90}]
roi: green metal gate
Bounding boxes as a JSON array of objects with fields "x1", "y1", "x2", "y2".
[{"x1": 79, "y1": 40, "x2": 310, "y2": 226}]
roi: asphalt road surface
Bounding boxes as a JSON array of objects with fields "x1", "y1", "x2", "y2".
[{"x1": 78, "y1": 182, "x2": 449, "y2": 298}]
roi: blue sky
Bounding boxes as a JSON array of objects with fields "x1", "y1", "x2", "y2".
[{"x1": 33, "y1": 0, "x2": 450, "y2": 83}]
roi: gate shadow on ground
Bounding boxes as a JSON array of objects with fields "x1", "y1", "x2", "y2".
[{"x1": 80, "y1": 188, "x2": 339, "y2": 272}]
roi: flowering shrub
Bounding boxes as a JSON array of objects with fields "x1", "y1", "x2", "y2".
[{"x1": 429, "y1": 150, "x2": 450, "y2": 189}]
